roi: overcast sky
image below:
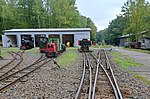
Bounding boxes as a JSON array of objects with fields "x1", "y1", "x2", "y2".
[{"x1": 76, "y1": 0, "x2": 150, "y2": 31}]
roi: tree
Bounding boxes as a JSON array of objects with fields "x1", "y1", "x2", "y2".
[
  {"x1": 0, "y1": 0, "x2": 97, "y2": 42},
  {"x1": 102, "y1": 15, "x2": 127, "y2": 45},
  {"x1": 86, "y1": 18, "x2": 97, "y2": 41},
  {"x1": 121, "y1": 0, "x2": 150, "y2": 41}
]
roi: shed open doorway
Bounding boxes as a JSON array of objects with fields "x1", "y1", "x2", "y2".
[
  {"x1": 35, "y1": 34, "x2": 46, "y2": 47},
  {"x1": 62, "y1": 34, "x2": 74, "y2": 47},
  {"x1": 6, "y1": 35, "x2": 17, "y2": 47}
]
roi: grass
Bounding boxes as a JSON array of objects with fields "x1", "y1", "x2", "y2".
[
  {"x1": 0, "y1": 47, "x2": 21, "y2": 58},
  {"x1": 26, "y1": 48, "x2": 39, "y2": 53},
  {"x1": 91, "y1": 45, "x2": 113, "y2": 48},
  {"x1": 57, "y1": 47, "x2": 78, "y2": 68},
  {"x1": 134, "y1": 74, "x2": 150, "y2": 85},
  {"x1": 0, "y1": 47, "x2": 39, "y2": 58},
  {"x1": 91, "y1": 45, "x2": 100, "y2": 48},
  {"x1": 111, "y1": 51, "x2": 142, "y2": 68},
  {"x1": 124, "y1": 48, "x2": 150, "y2": 54},
  {"x1": 100, "y1": 45, "x2": 113, "y2": 48},
  {"x1": 111, "y1": 51, "x2": 150, "y2": 85}
]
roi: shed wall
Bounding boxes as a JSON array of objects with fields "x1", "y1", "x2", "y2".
[
  {"x1": 2, "y1": 35, "x2": 6, "y2": 47},
  {"x1": 3, "y1": 29, "x2": 90, "y2": 47}
]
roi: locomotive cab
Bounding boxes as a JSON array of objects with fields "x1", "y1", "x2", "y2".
[
  {"x1": 39, "y1": 36, "x2": 48, "y2": 53},
  {"x1": 38, "y1": 36, "x2": 66, "y2": 58},
  {"x1": 20, "y1": 36, "x2": 34, "y2": 50},
  {"x1": 78, "y1": 38, "x2": 92, "y2": 52},
  {"x1": 45, "y1": 43, "x2": 58, "y2": 58}
]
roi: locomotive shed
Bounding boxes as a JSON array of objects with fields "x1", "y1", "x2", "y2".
[{"x1": 2, "y1": 28, "x2": 91, "y2": 48}]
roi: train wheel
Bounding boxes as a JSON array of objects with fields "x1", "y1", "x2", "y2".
[
  {"x1": 20, "y1": 46, "x2": 26, "y2": 50},
  {"x1": 46, "y1": 52, "x2": 52, "y2": 58},
  {"x1": 54, "y1": 52, "x2": 58, "y2": 58}
]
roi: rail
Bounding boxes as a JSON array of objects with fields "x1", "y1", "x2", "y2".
[
  {"x1": 104, "y1": 50, "x2": 123, "y2": 99},
  {"x1": 0, "y1": 51, "x2": 23, "y2": 78},
  {"x1": 0, "y1": 58, "x2": 51, "y2": 93},
  {"x1": 75, "y1": 54, "x2": 86, "y2": 99},
  {"x1": 75, "y1": 49, "x2": 123, "y2": 98},
  {"x1": 0, "y1": 54, "x2": 49, "y2": 93}
]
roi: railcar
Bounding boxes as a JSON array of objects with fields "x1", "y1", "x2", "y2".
[{"x1": 130, "y1": 42, "x2": 141, "y2": 49}]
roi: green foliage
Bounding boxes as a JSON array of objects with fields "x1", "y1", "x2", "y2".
[
  {"x1": 112, "y1": 50, "x2": 150, "y2": 85},
  {"x1": 57, "y1": 48, "x2": 78, "y2": 67},
  {"x1": 121, "y1": 0, "x2": 150, "y2": 42},
  {"x1": 111, "y1": 51, "x2": 142, "y2": 68},
  {"x1": 97, "y1": 0, "x2": 150, "y2": 45},
  {"x1": 134, "y1": 75, "x2": 150, "y2": 85},
  {"x1": 0, "y1": 47, "x2": 20, "y2": 58},
  {"x1": 125, "y1": 0, "x2": 150, "y2": 41},
  {"x1": 0, "y1": 0, "x2": 97, "y2": 41},
  {"x1": 124, "y1": 48, "x2": 150, "y2": 54},
  {"x1": 86, "y1": 18, "x2": 97, "y2": 41},
  {"x1": 97, "y1": 16, "x2": 127, "y2": 45}
]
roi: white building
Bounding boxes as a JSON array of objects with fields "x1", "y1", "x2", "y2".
[{"x1": 2, "y1": 28, "x2": 91, "y2": 47}]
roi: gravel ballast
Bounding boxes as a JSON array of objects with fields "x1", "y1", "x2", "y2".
[{"x1": 0, "y1": 49, "x2": 149, "y2": 98}]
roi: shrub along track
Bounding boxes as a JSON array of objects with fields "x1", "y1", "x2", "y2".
[{"x1": 75, "y1": 49, "x2": 123, "y2": 99}]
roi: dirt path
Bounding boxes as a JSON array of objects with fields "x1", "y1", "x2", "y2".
[{"x1": 114, "y1": 47, "x2": 150, "y2": 79}]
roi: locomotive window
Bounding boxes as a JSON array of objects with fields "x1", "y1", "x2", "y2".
[
  {"x1": 48, "y1": 44, "x2": 53, "y2": 48},
  {"x1": 142, "y1": 39, "x2": 145, "y2": 43},
  {"x1": 40, "y1": 38, "x2": 43, "y2": 41},
  {"x1": 43, "y1": 38, "x2": 47, "y2": 42}
]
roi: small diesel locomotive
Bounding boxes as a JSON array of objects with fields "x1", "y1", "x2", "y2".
[
  {"x1": 78, "y1": 38, "x2": 92, "y2": 52},
  {"x1": 20, "y1": 36, "x2": 34, "y2": 50},
  {"x1": 38, "y1": 36, "x2": 66, "y2": 58}
]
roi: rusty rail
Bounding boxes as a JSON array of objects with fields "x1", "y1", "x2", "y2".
[
  {"x1": 75, "y1": 54, "x2": 86, "y2": 99},
  {"x1": 104, "y1": 50, "x2": 123, "y2": 99},
  {"x1": 0, "y1": 54, "x2": 44, "y2": 82},
  {"x1": 0, "y1": 58, "x2": 51, "y2": 93}
]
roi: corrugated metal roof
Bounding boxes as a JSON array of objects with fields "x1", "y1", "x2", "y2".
[
  {"x1": 3, "y1": 28, "x2": 91, "y2": 32},
  {"x1": 120, "y1": 34, "x2": 130, "y2": 38}
]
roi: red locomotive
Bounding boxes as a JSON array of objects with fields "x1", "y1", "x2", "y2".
[
  {"x1": 38, "y1": 36, "x2": 66, "y2": 58},
  {"x1": 45, "y1": 43, "x2": 58, "y2": 58}
]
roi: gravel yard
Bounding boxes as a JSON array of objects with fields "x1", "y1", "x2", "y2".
[
  {"x1": 0, "y1": 49, "x2": 83, "y2": 98},
  {"x1": 0, "y1": 48, "x2": 149, "y2": 98}
]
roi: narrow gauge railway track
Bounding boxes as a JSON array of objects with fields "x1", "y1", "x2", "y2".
[
  {"x1": 0, "y1": 52, "x2": 16, "y2": 68},
  {"x1": 75, "y1": 53, "x2": 87, "y2": 98},
  {"x1": 75, "y1": 52, "x2": 96, "y2": 99},
  {"x1": 91, "y1": 49, "x2": 123, "y2": 99},
  {"x1": 0, "y1": 54, "x2": 51, "y2": 93},
  {"x1": 99, "y1": 49, "x2": 123, "y2": 99},
  {"x1": 0, "y1": 51, "x2": 21, "y2": 70},
  {"x1": 75, "y1": 49, "x2": 123, "y2": 99},
  {"x1": 0, "y1": 51, "x2": 24, "y2": 79}
]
